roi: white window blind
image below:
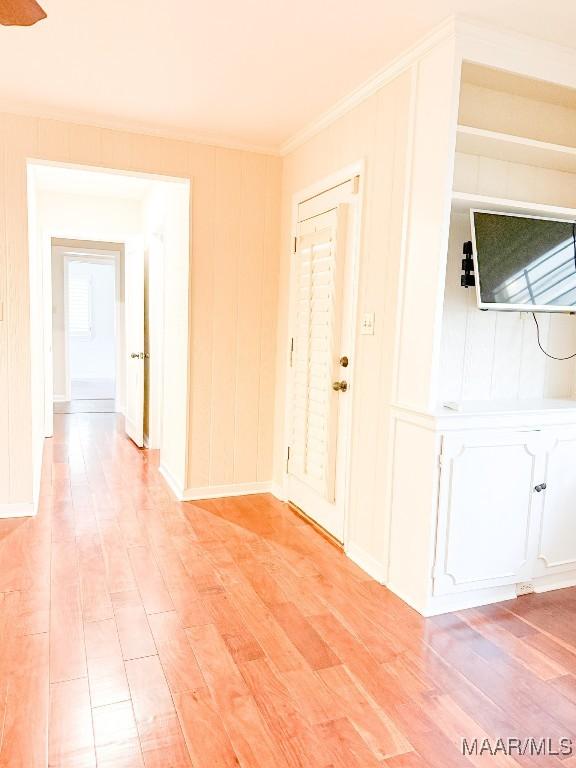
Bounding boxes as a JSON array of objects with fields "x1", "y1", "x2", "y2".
[{"x1": 69, "y1": 275, "x2": 93, "y2": 339}]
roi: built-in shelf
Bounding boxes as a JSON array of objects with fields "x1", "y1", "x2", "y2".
[
  {"x1": 456, "y1": 125, "x2": 576, "y2": 175},
  {"x1": 438, "y1": 398, "x2": 576, "y2": 417},
  {"x1": 451, "y1": 190, "x2": 576, "y2": 220}
]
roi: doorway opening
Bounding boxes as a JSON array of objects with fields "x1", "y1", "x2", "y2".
[
  {"x1": 53, "y1": 242, "x2": 121, "y2": 415},
  {"x1": 27, "y1": 160, "x2": 191, "y2": 495}
]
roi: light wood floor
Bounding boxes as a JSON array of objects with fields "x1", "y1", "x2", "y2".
[{"x1": 2, "y1": 413, "x2": 576, "y2": 766}]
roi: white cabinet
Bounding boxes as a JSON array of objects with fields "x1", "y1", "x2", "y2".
[
  {"x1": 433, "y1": 429, "x2": 543, "y2": 596},
  {"x1": 534, "y1": 428, "x2": 576, "y2": 579}
]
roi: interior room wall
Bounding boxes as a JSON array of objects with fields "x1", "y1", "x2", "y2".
[
  {"x1": 1, "y1": 112, "x2": 281, "y2": 510},
  {"x1": 275, "y1": 69, "x2": 414, "y2": 571}
]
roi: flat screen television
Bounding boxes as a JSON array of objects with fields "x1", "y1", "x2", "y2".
[{"x1": 470, "y1": 209, "x2": 576, "y2": 312}]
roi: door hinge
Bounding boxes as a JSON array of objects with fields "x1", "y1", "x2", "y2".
[
  {"x1": 289, "y1": 337, "x2": 294, "y2": 367},
  {"x1": 293, "y1": 236, "x2": 297, "y2": 253},
  {"x1": 286, "y1": 446, "x2": 290, "y2": 473},
  {"x1": 352, "y1": 174, "x2": 360, "y2": 194}
]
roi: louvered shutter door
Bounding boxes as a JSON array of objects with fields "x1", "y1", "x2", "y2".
[{"x1": 291, "y1": 206, "x2": 347, "y2": 502}]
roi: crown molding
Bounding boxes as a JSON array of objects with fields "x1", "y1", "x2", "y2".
[
  {"x1": 0, "y1": 99, "x2": 281, "y2": 157},
  {"x1": 6, "y1": 16, "x2": 575, "y2": 162},
  {"x1": 279, "y1": 15, "x2": 458, "y2": 156}
]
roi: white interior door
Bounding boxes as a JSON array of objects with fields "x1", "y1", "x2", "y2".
[
  {"x1": 124, "y1": 239, "x2": 145, "y2": 447},
  {"x1": 287, "y1": 197, "x2": 355, "y2": 542}
]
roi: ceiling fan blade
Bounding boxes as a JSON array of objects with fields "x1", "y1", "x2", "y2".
[{"x1": 0, "y1": 0, "x2": 47, "y2": 26}]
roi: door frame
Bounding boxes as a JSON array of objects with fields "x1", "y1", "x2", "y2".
[
  {"x1": 29, "y1": 160, "x2": 191, "y2": 499},
  {"x1": 282, "y1": 160, "x2": 365, "y2": 546}
]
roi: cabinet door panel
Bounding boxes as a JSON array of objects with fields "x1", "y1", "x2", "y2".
[
  {"x1": 434, "y1": 431, "x2": 542, "y2": 595},
  {"x1": 536, "y1": 430, "x2": 576, "y2": 577}
]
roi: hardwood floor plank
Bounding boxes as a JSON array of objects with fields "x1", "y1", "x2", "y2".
[
  {"x1": 128, "y1": 547, "x2": 174, "y2": 615},
  {"x1": 202, "y1": 591, "x2": 264, "y2": 663},
  {"x1": 49, "y1": 677, "x2": 96, "y2": 768},
  {"x1": 0, "y1": 632, "x2": 49, "y2": 768},
  {"x1": 318, "y1": 664, "x2": 412, "y2": 760},
  {"x1": 316, "y1": 717, "x2": 382, "y2": 768},
  {"x1": 50, "y1": 582, "x2": 87, "y2": 683},
  {"x1": 84, "y1": 618, "x2": 130, "y2": 708},
  {"x1": 270, "y1": 602, "x2": 339, "y2": 671},
  {"x1": 92, "y1": 700, "x2": 144, "y2": 768},
  {"x1": 239, "y1": 657, "x2": 308, "y2": 742},
  {"x1": 112, "y1": 591, "x2": 157, "y2": 661},
  {"x1": 173, "y1": 688, "x2": 239, "y2": 768},
  {"x1": 78, "y1": 532, "x2": 114, "y2": 623},
  {"x1": 147, "y1": 611, "x2": 205, "y2": 694},
  {"x1": 125, "y1": 655, "x2": 192, "y2": 767}
]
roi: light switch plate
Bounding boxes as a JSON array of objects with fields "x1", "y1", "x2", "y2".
[{"x1": 360, "y1": 312, "x2": 375, "y2": 335}]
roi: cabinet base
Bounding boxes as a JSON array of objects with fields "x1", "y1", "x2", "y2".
[{"x1": 389, "y1": 570, "x2": 576, "y2": 617}]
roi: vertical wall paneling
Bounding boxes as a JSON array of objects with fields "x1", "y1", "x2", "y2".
[
  {"x1": 0, "y1": 111, "x2": 281, "y2": 508},
  {"x1": 5, "y1": 116, "x2": 38, "y2": 503},
  {"x1": 394, "y1": 39, "x2": 460, "y2": 411},
  {"x1": 186, "y1": 145, "x2": 216, "y2": 488},
  {"x1": 0, "y1": 115, "x2": 8, "y2": 497},
  {"x1": 209, "y1": 151, "x2": 242, "y2": 486},
  {"x1": 234, "y1": 153, "x2": 266, "y2": 484}
]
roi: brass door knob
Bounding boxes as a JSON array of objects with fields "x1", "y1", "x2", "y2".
[
  {"x1": 339, "y1": 356, "x2": 349, "y2": 368},
  {"x1": 332, "y1": 380, "x2": 348, "y2": 392},
  {"x1": 130, "y1": 352, "x2": 150, "y2": 359}
]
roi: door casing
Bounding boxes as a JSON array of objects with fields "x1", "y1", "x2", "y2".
[{"x1": 283, "y1": 160, "x2": 365, "y2": 546}]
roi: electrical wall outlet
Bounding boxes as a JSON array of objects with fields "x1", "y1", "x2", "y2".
[
  {"x1": 360, "y1": 312, "x2": 375, "y2": 335},
  {"x1": 516, "y1": 581, "x2": 535, "y2": 596}
]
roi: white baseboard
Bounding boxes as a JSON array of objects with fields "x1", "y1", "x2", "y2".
[
  {"x1": 158, "y1": 464, "x2": 186, "y2": 499},
  {"x1": 270, "y1": 482, "x2": 287, "y2": 502},
  {"x1": 345, "y1": 542, "x2": 388, "y2": 584},
  {"x1": 181, "y1": 481, "x2": 272, "y2": 502},
  {"x1": 534, "y1": 571, "x2": 576, "y2": 594},
  {"x1": 0, "y1": 502, "x2": 35, "y2": 519},
  {"x1": 158, "y1": 465, "x2": 272, "y2": 502},
  {"x1": 387, "y1": 569, "x2": 576, "y2": 617}
]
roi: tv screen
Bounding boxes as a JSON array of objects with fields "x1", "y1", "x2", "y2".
[{"x1": 471, "y1": 210, "x2": 576, "y2": 312}]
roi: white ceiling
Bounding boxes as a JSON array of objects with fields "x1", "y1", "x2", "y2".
[
  {"x1": 2, "y1": 1, "x2": 576, "y2": 152},
  {"x1": 30, "y1": 163, "x2": 156, "y2": 199}
]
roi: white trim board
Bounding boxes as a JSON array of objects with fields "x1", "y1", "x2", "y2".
[
  {"x1": 279, "y1": 16, "x2": 457, "y2": 155},
  {"x1": 345, "y1": 543, "x2": 388, "y2": 584},
  {"x1": 0, "y1": 503, "x2": 35, "y2": 519},
  {"x1": 1, "y1": 102, "x2": 279, "y2": 157},
  {"x1": 158, "y1": 465, "x2": 272, "y2": 502},
  {"x1": 270, "y1": 482, "x2": 287, "y2": 502},
  {"x1": 5, "y1": 18, "x2": 576, "y2": 162},
  {"x1": 181, "y1": 482, "x2": 273, "y2": 502}
]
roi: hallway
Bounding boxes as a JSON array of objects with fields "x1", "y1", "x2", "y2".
[{"x1": 2, "y1": 414, "x2": 576, "y2": 766}]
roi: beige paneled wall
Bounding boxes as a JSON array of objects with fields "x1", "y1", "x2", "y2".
[
  {"x1": 274, "y1": 72, "x2": 414, "y2": 567},
  {"x1": 0, "y1": 112, "x2": 281, "y2": 505}
]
